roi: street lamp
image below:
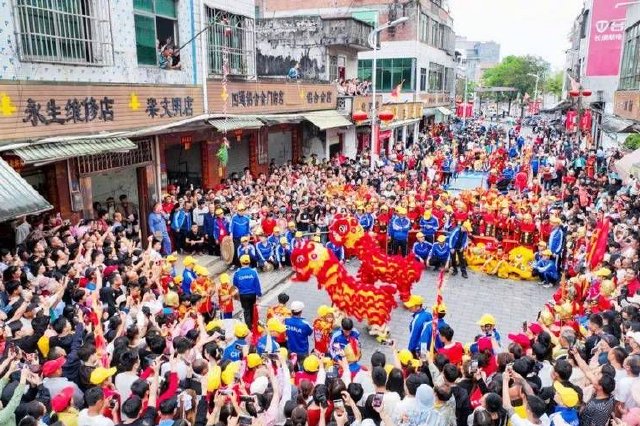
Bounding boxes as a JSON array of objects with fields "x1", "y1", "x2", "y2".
[
  {"x1": 368, "y1": 16, "x2": 409, "y2": 171},
  {"x1": 527, "y1": 73, "x2": 541, "y2": 114}
]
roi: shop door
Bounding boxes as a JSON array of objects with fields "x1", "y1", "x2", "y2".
[
  {"x1": 329, "y1": 133, "x2": 343, "y2": 158},
  {"x1": 165, "y1": 142, "x2": 203, "y2": 189},
  {"x1": 268, "y1": 131, "x2": 292, "y2": 165},
  {"x1": 226, "y1": 136, "x2": 250, "y2": 177}
]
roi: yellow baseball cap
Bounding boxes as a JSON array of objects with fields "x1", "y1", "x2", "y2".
[
  {"x1": 206, "y1": 319, "x2": 223, "y2": 332},
  {"x1": 215, "y1": 208, "x2": 224, "y2": 215},
  {"x1": 90, "y1": 366, "x2": 117, "y2": 385},
  {"x1": 219, "y1": 272, "x2": 230, "y2": 284},
  {"x1": 317, "y1": 305, "x2": 335, "y2": 317},
  {"x1": 398, "y1": 349, "x2": 413, "y2": 365},
  {"x1": 416, "y1": 232, "x2": 424, "y2": 239},
  {"x1": 403, "y1": 295, "x2": 424, "y2": 309},
  {"x1": 267, "y1": 318, "x2": 286, "y2": 334},
  {"x1": 165, "y1": 291, "x2": 179, "y2": 307},
  {"x1": 246, "y1": 353, "x2": 262, "y2": 369},
  {"x1": 183, "y1": 256, "x2": 197, "y2": 267},
  {"x1": 295, "y1": 231, "x2": 303, "y2": 238},
  {"x1": 437, "y1": 235, "x2": 447, "y2": 243},
  {"x1": 433, "y1": 303, "x2": 447, "y2": 314},
  {"x1": 280, "y1": 237, "x2": 288, "y2": 245},
  {"x1": 237, "y1": 203, "x2": 246, "y2": 211},
  {"x1": 166, "y1": 254, "x2": 178, "y2": 262},
  {"x1": 303, "y1": 354, "x2": 320, "y2": 372},
  {"x1": 273, "y1": 226, "x2": 281, "y2": 233},
  {"x1": 173, "y1": 275, "x2": 183, "y2": 284},
  {"x1": 396, "y1": 207, "x2": 407, "y2": 215},
  {"x1": 241, "y1": 236, "x2": 250, "y2": 243},
  {"x1": 240, "y1": 255, "x2": 251, "y2": 265},
  {"x1": 194, "y1": 265, "x2": 209, "y2": 276},
  {"x1": 476, "y1": 314, "x2": 496, "y2": 326},
  {"x1": 234, "y1": 322, "x2": 250, "y2": 337},
  {"x1": 553, "y1": 382, "x2": 579, "y2": 408}
]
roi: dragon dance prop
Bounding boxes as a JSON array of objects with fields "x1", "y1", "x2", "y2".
[
  {"x1": 291, "y1": 240, "x2": 397, "y2": 338},
  {"x1": 328, "y1": 216, "x2": 423, "y2": 301}
]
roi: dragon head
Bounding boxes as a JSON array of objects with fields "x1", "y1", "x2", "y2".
[
  {"x1": 328, "y1": 216, "x2": 364, "y2": 249},
  {"x1": 291, "y1": 241, "x2": 331, "y2": 281}
]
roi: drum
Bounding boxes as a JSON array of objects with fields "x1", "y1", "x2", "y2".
[
  {"x1": 220, "y1": 236, "x2": 234, "y2": 265},
  {"x1": 262, "y1": 262, "x2": 274, "y2": 272}
]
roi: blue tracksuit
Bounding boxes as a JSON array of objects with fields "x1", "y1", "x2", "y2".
[
  {"x1": 256, "y1": 335, "x2": 280, "y2": 354},
  {"x1": 533, "y1": 258, "x2": 559, "y2": 283},
  {"x1": 408, "y1": 309, "x2": 432, "y2": 352},
  {"x1": 182, "y1": 268, "x2": 196, "y2": 295},
  {"x1": 268, "y1": 234, "x2": 281, "y2": 246},
  {"x1": 208, "y1": 216, "x2": 230, "y2": 240},
  {"x1": 171, "y1": 209, "x2": 191, "y2": 232},
  {"x1": 419, "y1": 216, "x2": 439, "y2": 237},
  {"x1": 448, "y1": 227, "x2": 469, "y2": 250},
  {"x1": 389, "y1": 216, "x2": 411, "y2": 241},
  {"x1": 230, "y1": 214, "x2": 250, "y2": 238},
  {"x1": 223, "y1": 338, "x2": 247, "y2": 361},
  {"x1": 326, "y1": 241, "x2": 345, "y2": 262},
  {"x1": 356, "y1": 213, "x2": 374, "y2": 231},
  {"x1": 233, "y1": 266, "x2": 262, "y2": 296},
  {"x1": 429, "y1": 243, "x2": 450, "y2": 262},
  {"x1": 502, "y1": 167, "x2": 515, "y2": 181},
  {"x1": 284, "y1": 316, "x2": 313, "y2": 355},
  {"x1": 276, "y1": 245, "x2": 291, "y2": 264},
  {"x1": 255, "y1": 241, "x2": 275, "y2": 264},
  {"x1": 329, "y1": 329, "x2": 361, "y2": 359},
  {"x1": 548, "y1": 227, "x2": 565, "y2": 256},
  {"x1": 285, "y1": 230, "x2": 296, "y2": 246},
  {"x1": 237, "y1": 244, "x2": 257, "y2": 262},
  {"x1": 412, "y1": 241, "x2": 432, "y2": 260},
  {"x1": 419, "y1": 318, "x2": 447, "y2": 351}
]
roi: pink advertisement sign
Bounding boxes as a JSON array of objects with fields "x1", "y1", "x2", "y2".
[{"x1": 586, "y1": 0, "x2": 627, "y2": 77}]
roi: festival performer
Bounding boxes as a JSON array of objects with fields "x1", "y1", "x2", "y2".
[
  {"x1": 449, "y1": 220, "x2": 472, "y2": 278},
  {"x1": 237, "y1": 236, "x2": 257, "y2": 267},
  {"x1": 233, "y1": 255, "x2": 262, "y2": 327},
  {"x1": 216, "y1": 272, "x2": 236, "y2": 319},
  {"x1": 548, "y1": 216, "x2": 566, "y2": 270},
  {"x1": 313, "y1": 305, "x2": 336, "y2": 355},
  {"x1": 419, "y1": 210, "x2": 439, "y2": 243},
  {"x1": 255, "y1": 232, "x2": 276, "y2": 271},
  {"x1": 230, "y1": 203, "x2": 251, "y2": 268},
  {"x1": 389, "y1": 206, "x2": 411, "y2": 256},
  {"x1": 532, "y1": 249, "x2": 559, "y2": 288},
  {"x1": 276, "y1": 237, "x2": 292, "y2": 268},
  {"x1": 419, "y1": 303, "x2": 448, "y2": 352},
  {"x1": 519, "y1": 213, "x2": 536, "y2": 246},
  {"x1": 427, "y1": 235, "x2": 451, "y2": 271},
  {"x1": 326, "y1": 239, "x2": 346, "y2": 263},
  {"x1": 355, "y1": 205, "x2": 374, "y2": 232},
  {"x1": 412, "y1": 232, "x2": 432, "y2": 267},
  {"x1": 404, "y1": 295, "x2": 432, "y2": 355},
  {"x1": 374, "y1": 205, "x2": 391, "y2": 251},
  {"x1": 266, "y1": 292, "x2": 291, "y2": 346}
]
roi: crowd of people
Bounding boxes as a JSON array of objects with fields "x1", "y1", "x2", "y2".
[
  {"x1": 335, "y1": 79, "x2": 372, "y2": 97},
  {"x1": 2, "y1": 113, "x2": 640, "y2": 426}
]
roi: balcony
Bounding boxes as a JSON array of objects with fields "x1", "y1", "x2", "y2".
[{"x1": 321, "y1": 17, "x2": 374, "y2": 51}]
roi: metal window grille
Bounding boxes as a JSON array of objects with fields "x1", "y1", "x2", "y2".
[
  {"x1": 329, "y1": 56, "x2": 338, "y2": 82},
  {"x1": 76, "y1": 139, "x2": 153, "y2": 175},
  {"x1": 13, "y1": 0, "x2": 113, "y2": 66},
  {"x1": 206, "y1": 8, "x2": 255, "y2": 77}
]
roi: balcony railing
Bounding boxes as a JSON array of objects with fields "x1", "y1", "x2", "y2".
[{"x1": 322, "y1": 18, "x2": 373, "y2": 51}]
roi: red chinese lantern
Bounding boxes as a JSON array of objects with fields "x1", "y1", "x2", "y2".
[
  {"x1": 580, "y1": 109, "x2": 593, "y2": 132},
  {"x1": 569, "y1": 90, "x2": 580, "y2": 97},
  {"x1": 378, "y1": 110, "x2": 394, "y2": 122},
  {"x1": 581, "y1": 90, "x2": 592, "y2": 97},
  {"x1": 234, "y1": 129, "x2": 243, "y2": 142},
  {"x1": 352, "y1": 110, "x2": 368, "y2": 122}
]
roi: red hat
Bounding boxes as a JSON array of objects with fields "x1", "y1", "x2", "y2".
[
  {"x1": 528, "y1": 322, "x2": 543, "y2": 335},
  {"x1": 477, "y1": 336, "x2": 493, "y2": 353},
  {"x1": 508, "y1": 333, "x2": 531, "y2": 349},
  {"x1": 103, "y1": 265, "x2": 119, "y2": 279},
  {"x1": 51, "y1": 386, "x2": 74, "y2": 412},
  {"x1": 42, "y1": 357, "x2": 66, "y2": 377}
]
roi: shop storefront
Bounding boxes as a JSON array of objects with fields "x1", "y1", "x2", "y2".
[{"x1": 420, "y1": 92, "x2": 452, "y2": 124}]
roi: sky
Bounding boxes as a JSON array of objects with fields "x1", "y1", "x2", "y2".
[{"x1": 449, "y1": 0, "x2": 585, "y2": 70}]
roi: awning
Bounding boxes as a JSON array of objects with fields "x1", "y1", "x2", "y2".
[
  {"x1": 601, "y1": 115, "x2": 637, "y2": 133},
  {"x1": 437, "y1": 106, "x2": 453, "y2": 116},
  {"x1": 381, "y1": 118, "x2": 420, "y2": 130},
  {"x1": 303, "y1": 110, "x2": 353, "y2": 130},
  {"x1": 423, "y1": 108, "x2": 436, "y2": 117},
  {"x1": 541, "y1": 100, "x2": 571, "y2": 113},
  {"x1": 11, "y1": 137, "x2": 137, "y2": 165},
  {"x1": 0, "y1": 157, "x2": 52, "y2": 222},
  {"x1": 260, "y1": 113, "x2": 304, "y2": 125},
  {"x1": 208, "y1": 117, "x2": 264, "y2": 132}
]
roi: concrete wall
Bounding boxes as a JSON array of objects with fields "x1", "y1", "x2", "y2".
[{"x1": 91, "y1": 167, "x2": 139, "y2": 205}]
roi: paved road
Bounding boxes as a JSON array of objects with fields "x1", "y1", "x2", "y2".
[{"x1": 257, "y1": 261, "x2": 555, "y2": 362}]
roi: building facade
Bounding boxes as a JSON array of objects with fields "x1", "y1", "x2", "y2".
[{"x1": 455, "y1": 36, "x2": 500, "y2": 83}]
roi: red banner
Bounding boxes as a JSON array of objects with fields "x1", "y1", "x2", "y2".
[
  {"x1": 580, "y1": 109, "x2": 593, "y2": 132},
  {"x1": 566, "y1": 110, "x2": 578, "y2": 132},
  {"x1": 586, "y1": 0, "x2": 627, "y2": 76}
]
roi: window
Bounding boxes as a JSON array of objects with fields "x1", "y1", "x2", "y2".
[
  {"x1": 430, "y1": 19, "x2": 439, "y2": 47},
  {"x1": 14, "y1": 0, "x2": 113, "y2": 65},
  {"x1": 352, "y1": 10, "x2": 378, "y2": 27},
  {"x1": 329, "y1": 56, "x2": 338, "y2": 82},
  {"x1": 420, "y1": 68, "x2": 427, "y2": 91},
  {"x1": 428, "y1": 62, "x2": 444, "y2": 92},
  {"x1": 444, "y1": 67, "x2": 454, "y2": 93},
  {"x1": 358, "y1": 58, "x2": 415, "y2": 91},
  {"x1": 620, "y1": 22, "x2": 640, "y2": 90},
  {"x1": 206, "y1": 8, "x2": 256, "y2": 77},
  {"x1": 419, "y1": 13, "x2": 429, "y2": 43},
  {"x1": 134, "y1": 0, "x2": 178, "y2": 66}
]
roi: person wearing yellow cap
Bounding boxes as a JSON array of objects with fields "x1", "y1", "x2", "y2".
[
  {"x1": 313, "y1": 305, "x2": 335, "y2": 355},
  {"x1": 294, "y1": 354, "x2": 320, "y2": 386},
  {"x1": 268, "y1": 226, "x2": 282, "y2": 246},
  {"x1": 476, "y1": 313, "x2": 502, "y2": 345},
  {"x1": 284, "y1": 221, "x2": 298, "y2": 246},
  {"x1": 355, "y1": 204, "x2": 374, "y2": 232},
  {"x1": 548, "y1": 381, "x2": 580, "y2": 424},
  {"x1": 230, "y1": 201, "x2": 250, "y2": 270},
  {"x1": 412, "y1": 232, "x2": 432, "y2": 267},
  {"x1": 275, "y1": 237, "x2": 292, "y2": 268},
  {"x1": 419, "y1": 209, "x2": 439, "y2": 243},
  {"x1": 547, "y1": 215, "x2": 565, "y2": 274},
  {"x1": 223, "y1": 322, "x2": 251, "y2": 361},
  {"x1": 404, "y1": 295, "x2": 432, "y2": 355},
  {"x1": 257, "y1": 318, "x2": 286, "y2": 354},
  {"x1": 418, "y1": 303, "x2": 448, "y2": 352},
  {"x1": 203, "y1": 203, "x2": 230, "y2": 256},
  {"x1": 389, "y1": 205, "x2": 411, "y2": 256},
  {"x1": 237, "y1": 235, "x2": 257, "y2": 268},
  {"x1": 255, "y1": 232, "x2": 276, "y2": 271},
  {"x1": 292, "y1": 231, "x2": 307, "y2": 251},
  {"x1": 448, "y1": 220, "x2": 471, "y2": 279},
  {"x1": 532, "y1": 248, "x2": 559, "y2": 288},
  {"x1": 216, "y1": 272, "x2": 236, "y2": 319},
  {"x1": 233, "y1": 254, "x2": 262, "y2": 327},
  {"x1": 427, "y1": 234, "x2": 451, "y2": 272},
  {"x1": 181, "y1": 256, "x2": 197, "y2": 295}
]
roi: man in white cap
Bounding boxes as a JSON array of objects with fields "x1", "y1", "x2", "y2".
[{"x1": 284, "y1": 301, "x2": 313, "y2": 359}]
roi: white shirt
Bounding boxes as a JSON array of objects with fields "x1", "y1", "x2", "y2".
[
  {"x1": 510, "y1": 413, "x2": 551, "y2": 426},
  {"x1": 77, "y1": 409, "x2": 115, "y2": 426},
  {"x1": 615, "y1": 376, "x2": 640, "y2": 409},
  {"x1": 115, "y1": 371, "x2": 138, "y2": 400}
]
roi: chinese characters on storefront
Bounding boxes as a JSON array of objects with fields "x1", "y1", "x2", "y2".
[
  {"x1": 145, "y1": 97, "x2": 194, "y2": 118},
  {"x1": 230, "y1": 90, "x2": 333, "y2": 108}
]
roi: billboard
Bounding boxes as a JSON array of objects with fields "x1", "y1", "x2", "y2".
[{"x1": 586, "y1": 0, "x2": 627, "y2": 76}]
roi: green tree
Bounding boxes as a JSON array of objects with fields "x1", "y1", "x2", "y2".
[
  {"x1": 482, "y1": 55, "x2": 550, "y2": 97},
  {"x1": 544, "y1": 71, "x2": 563, "y2": 98}
]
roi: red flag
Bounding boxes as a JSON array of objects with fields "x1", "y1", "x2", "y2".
[{"x1": 588, "y1": 218, "x2": 610, "y2": 270}]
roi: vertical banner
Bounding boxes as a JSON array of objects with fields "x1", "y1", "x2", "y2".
[{"x1": 586, "y1": 0, "x2": 627, "y2": 76}]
